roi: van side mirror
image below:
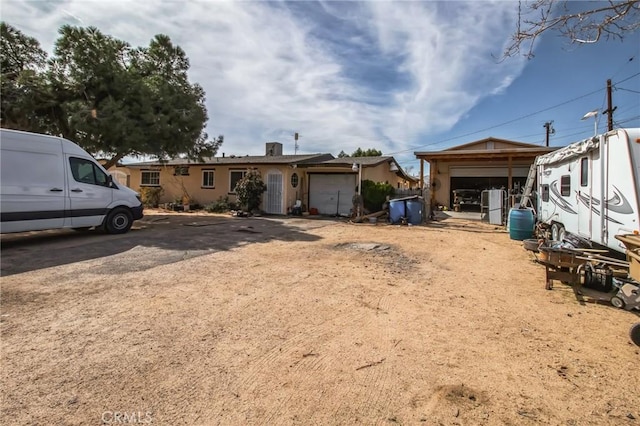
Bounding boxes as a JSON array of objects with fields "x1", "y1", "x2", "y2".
[{"x1": 106, "y1": 174, "x2": 115, "y2": 188}]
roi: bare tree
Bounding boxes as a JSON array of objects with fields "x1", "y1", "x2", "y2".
[{"x1": 503, "y1": 0, "x2": 640, "y2": 59}]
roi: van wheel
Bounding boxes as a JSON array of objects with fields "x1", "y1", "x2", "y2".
[{"x1": 104, "y1": 208, "x2": 133, "y2": 234}]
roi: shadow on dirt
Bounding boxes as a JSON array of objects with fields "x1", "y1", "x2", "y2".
[{"x1": 0, "y1": 215, "x2": 324, "y2": 276}]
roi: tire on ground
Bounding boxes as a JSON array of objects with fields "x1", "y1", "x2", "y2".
[
  {"x1": 104, "y1": 208, "x2": 133, "y2": 234},
  {"x1": 630, "y1": 323, "x2": 640, "y2": 346}
]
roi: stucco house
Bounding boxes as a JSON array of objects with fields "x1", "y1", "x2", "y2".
[
  {"x1": 415, "y1": 137, "x2": 556, "y2": 210},
  {"x1": 111, "y1": 142, "x2": 416, "y2": 215}
]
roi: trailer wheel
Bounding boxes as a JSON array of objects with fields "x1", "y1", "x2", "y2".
[
  {"x1": 630, "y1": 323, "x2": 640, "y2": 346},
  {"x1": 551, "y1": 223, "x2": 565, "y2": 242},
  {"x1": 610, "y1": 296, "x2": 625, "y2": 309},
  {"x1": 104, "y1": 208, "x2": 133, "y2": 234}
]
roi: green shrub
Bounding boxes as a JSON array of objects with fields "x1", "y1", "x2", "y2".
[
  {"x1": 235, "y1": 170, "x2": 267, "y2": 212},
  {"x1": 138, "y1": 186, "x2": 164, "y2": 208},
  {"x1": 205, "y1": 196, "x2": 236, "y2": 213},
  {"x1": 362, "y1": 180, "x2": 394, "y2": 212}
]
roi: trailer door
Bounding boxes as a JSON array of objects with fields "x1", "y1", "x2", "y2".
[{"x1": 577, "y1": 156, "x2": 592, "y2": 239}]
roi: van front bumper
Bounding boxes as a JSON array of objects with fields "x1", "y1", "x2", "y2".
[{"x1": 132, "y1": 204, "x2": 144, "y2": 220}]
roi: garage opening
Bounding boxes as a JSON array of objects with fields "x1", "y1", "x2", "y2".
[{"x1": 450, "y1": 177, "x2": 527, "y2": 211}]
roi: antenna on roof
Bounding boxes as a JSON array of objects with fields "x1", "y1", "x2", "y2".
[{"x1": 294, "y1": 132, "x2": 300, "y2": 155}]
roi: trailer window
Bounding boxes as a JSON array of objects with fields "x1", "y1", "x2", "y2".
[
  {"x1": 580, "y1": 158, "x2": 588, "y2": 187},
  {"x1": 560, "y1": 175, "x2": 571, "y2": 196},
  {"x1": 541, "y1": 184, "x2": 549, "y2": 202}
]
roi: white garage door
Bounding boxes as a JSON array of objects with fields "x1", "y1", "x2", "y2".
[{"x1": 309, "y1": 174, "x2": 356, "y2": 216}]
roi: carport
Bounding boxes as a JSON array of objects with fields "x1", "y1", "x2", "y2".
[{"x1": 415, "y1": 137, "x2": 556, "y2": 210}]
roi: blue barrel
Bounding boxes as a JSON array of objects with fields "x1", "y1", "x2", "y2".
[
  {"x1": 389, "y1": 199, "x2": 405, "y2": 224},
  {"x1": 406, "y1": 199, "x2": 423, "y2": 225},
  {"x1": 508, "y1": 208, "x2": 534, "y2": 240}
]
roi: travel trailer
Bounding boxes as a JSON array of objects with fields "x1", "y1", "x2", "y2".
[
  {"x1": 535, "y1": 128, "x2": 640, "y2": 254},
  {"x1": 0, "y1": 129, "x2": 143, "y2": 234}
]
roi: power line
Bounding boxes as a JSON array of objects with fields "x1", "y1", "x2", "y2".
[
  {"x1": 616, "y1": 87, "x2": 640, "y2": 94},
  {"x1": 614, "y1": 71, "x2": 640, "y2": 85},
  {"x1": 386, "y1": 88, "x2": 603, "y2": 155},
  {"x1": 610, "y1": 55, "x2": 637, "y2": 80},
  {"x1": 614, "y1": 115, "x2": 640, "y2": 125},
  {"x1": 386, "y1": 71, "x2": 640, "y2": 156}
]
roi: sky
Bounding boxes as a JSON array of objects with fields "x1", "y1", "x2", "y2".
[{"x1": 2, "y1": 0, "x2": 639, "y2": 175}]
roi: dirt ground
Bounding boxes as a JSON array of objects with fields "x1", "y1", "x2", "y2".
[{"x1": 1, "y1": 212, "x2": 639, "y2": 425}]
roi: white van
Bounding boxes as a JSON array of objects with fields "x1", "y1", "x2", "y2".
[{"x1": 0, "y1": 129, "x2": 143, "y2": 234}]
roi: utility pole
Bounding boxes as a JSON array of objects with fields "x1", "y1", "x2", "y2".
[
  {"x1": 604, "y1": 79, "x2": 616, "y2": 131},
  {"x1": 543, "y1": 121, "x2": 554, "y2": 147}
]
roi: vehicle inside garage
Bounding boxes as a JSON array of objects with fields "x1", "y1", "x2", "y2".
[{"x1": 450, "y1": 176, "x2": 528, "y2": 211}]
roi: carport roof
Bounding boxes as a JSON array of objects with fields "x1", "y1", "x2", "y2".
[{"x1": 414, "y1": 137, "x2": 557, "y2": 161}]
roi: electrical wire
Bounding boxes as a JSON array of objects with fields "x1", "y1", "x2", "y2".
[
  {"x1": 386, "y1": 71, "x2": 640, "y2": 156},
  {"x1": 616, "y1": 87, "x2": 640, "y2": 94}
]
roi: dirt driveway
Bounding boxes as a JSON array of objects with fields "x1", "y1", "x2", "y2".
[{"x1": 1, "y1": 212, "x2": 639, "y2": 425}]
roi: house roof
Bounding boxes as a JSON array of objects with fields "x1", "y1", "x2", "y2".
[
  {"x1": 308, "y1": 155, "x2": 418, "y2": 182},
  {"x1": 124, "y1": 152, "x2": 418, "y2": 182},
  {"x1": 319, "y1": 155, "x2": 395, "y2": 166},
  {"x1": 414, "y1": 137, "x2": 556, "y2": 161},
  {"x1": 125, "y1": 153, "x2": 334, "y2": 167},
  {"x1": 444, "y1": 137, "x2": 544, "y2": 151}
]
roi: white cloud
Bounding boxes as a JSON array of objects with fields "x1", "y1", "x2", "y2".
[
  {"x1": 366, "y1": 1, "x2": 525, "y2": 146},
  {"x1": 2, "y1": 1, "x2": 527, "y2": 157}
]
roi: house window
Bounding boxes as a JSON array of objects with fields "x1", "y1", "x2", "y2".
[
  {"x1": 229, "y1": 170, "x2": 247, "y2": 193},
  {"x1": 141, "y1": 170, "x2": 160, "y2": 186},
  {"x1": 174, "y1": 166, "x2": 189, "y2": 176},
  {"x1": 560, "y1": 175, "x2": 571, "y2": 196},
  {"x1": 580, "y1": 158, "x2": 588, "y2": 187},
  {"x1": 69, "y1": 157, "x2": 109, "y2": 186},
  {"x1": 202, "y1": 170, "x2": 215, "y2": 188},
  {"x1": 290, "y1": 173, "x2": 299, "y2": 188}
]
